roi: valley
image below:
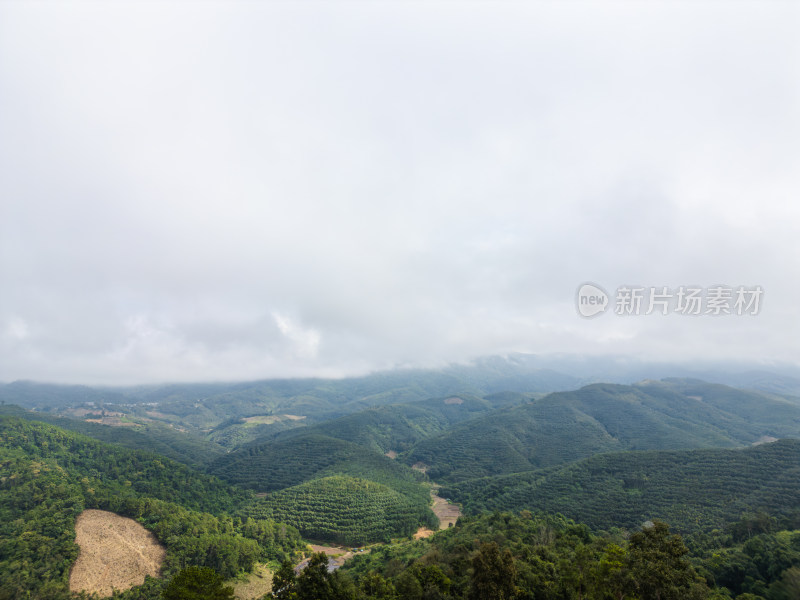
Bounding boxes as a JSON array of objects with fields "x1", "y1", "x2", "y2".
[{"x1": 2, "y1": 364, "x2": 800, "y2": 599}]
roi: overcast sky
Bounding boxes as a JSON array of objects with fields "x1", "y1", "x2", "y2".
[{"x1": 1, "y1": 1, "x2": 799, "y2": 385}]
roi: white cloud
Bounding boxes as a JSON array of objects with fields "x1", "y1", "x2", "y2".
[
  {"x1": 4, "y1": 317, "x2": 30, "y2": 342},
  {"x1": 0, "y1": 1, "x2": 798, "y2": 383}
]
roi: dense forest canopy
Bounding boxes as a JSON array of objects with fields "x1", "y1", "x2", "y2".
[{"x1": 1, "y1": 374, "x2": 800, "y2": 599}]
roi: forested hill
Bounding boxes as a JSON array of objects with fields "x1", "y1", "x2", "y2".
[
  {"x1": 442, "y1": 439, "x2": 800, "y2": 534},
  {"x1": 207, "y1": 431, "x2": 439, "y2": 544},
  {"x1": 404, "y1": 379, "x2": 800, "y2": 482},
  {"x1": 0, "y1": 359, "x2": 581, "y2": 422},
  {"x1": 249, "y1": 393, "x2": 521, "y2": 453},
  {"x1": 338, "y1": 510, "x2": 800, "y2": 600},
  {"x1": 0, "y1": 415, "x2": 247, "y2": 513},
  {"x1": 208, "y1": 432, "x2": 428, "y2": 499},
  {"x1": 0, "y1": 416, "x2": 305, "y2": 600},
  {"x1": 0, "y1": 404, "x2": 226, "y2": 468}
]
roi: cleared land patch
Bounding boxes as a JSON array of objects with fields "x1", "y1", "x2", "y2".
[
  {"x1": 307, "y1": 544, "x2": 369, "y2": 569},
  {"x1": 431, "y1": 487, "x2": 461, "y2": 529},
  {"x1": 230, "y1": 563, "x2": 273, "y2": 600},
  {"x1": 243, "y1": 414, "x2": 307, "y2": 425},
  {"x1": 85, "y1": 416, "x2": 137, "y2": 427},
  {"x1": 414, "y1": 489, "x2": 462, "y2": 538},
  {"x1": 69, "y1": 509, "x2": 165, "y2": 597}
]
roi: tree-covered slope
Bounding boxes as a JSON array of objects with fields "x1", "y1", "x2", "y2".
[
  {"x1": 0, "y1": 417, "x2": 305, "y2": 600},
  {"x1": 207, "y1": 432, "x2": 429, "y2": 503},
  {"x1": 242, "y1": 475, "x2": 438, "y2": 545},
  {"x1": 0, "y1": 404, "x2": 226, "y2": 469},
  {"x1": 442, "y1": 439, "x2": 800, "y2": 534},
  {"x1": 404, "y1": 400, "x2": 623, "y2": 481},
  {"x1": 651, "y1": 378, "x2": 800, "y2": 436},
  {"x1": 0, "y1": 416, "x2": 246, "y2": 512},
  {"x1": 341, "y1": 511, "x2": 717, "y2": 600},
  {"x1": 404, "y1": 380, "x2": 800, "y2": 483},
  {"x1": 0, "y1": 358, "x2": 580, "y2": 433},
  {"x1": 262, "y1": 394, "x2": 511, "y2": 455}
]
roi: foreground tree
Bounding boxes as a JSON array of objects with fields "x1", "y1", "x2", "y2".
[
  {"x1": 626, "y1": 521, "x2": 706, "y2": 600},
  {"x1": 269, "y1": 560, "x2": 298, "y2": 600},
  {"x1": 267, "y1": 552, "x2": 355, "y2": 600},
  {"x1": 162, "y1": 566, "x2": 234, "y2": 600},
  {"x1": 469, "y1": 541, "x2": 517, "y2": 600}
]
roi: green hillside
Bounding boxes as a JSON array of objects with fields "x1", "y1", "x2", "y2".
[
  {"x1": 207, "y1": 413, "x2": 308, "y2": 448},
  {"x1": 242, "y1": 475, "x2": 438, "y2": 545},
  {"x1": 0, "y1": 404, "x2": 226, "y2": 468},
  {"x1": 341, "y1": 511, "x2": 714, "y2": 600},
  {"x1": 340, "y1": 509, "x2": 800, "y2": 600},
  {"x1": 404, "y1": 380, "x2": 800, "y2": 482},
  {"x1": 208, "y1": 432, "x2": 429, "y2": 503},
  {"x1": 0, "y1": 359, "x2": 580, "y2": 434},
  {"x1": 652, "y1": 378, "x2": 800, "y2": 435},
  {"x1": 264, "y1": 394, "x2": 510, "y2": 455},
  {"x1": 0, "y1": 416, "x2": 247, "y2": 512},
  {"x1": 404, "y1": 400, "x2": 622, "y2": 481},
  {"x1": 442, "y1": 439, "x2": 800, "y2": 534},
  {"x1": 0, "y1": 417, "x2": 304, "y2": 600}
]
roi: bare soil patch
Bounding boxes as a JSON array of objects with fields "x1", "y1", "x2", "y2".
[
  {"x1": 145, "y1": 410, "x2": 173, "y2": 419},
  {"x1": 69, "y1": 509, "x2": 165, "y2": 597},
  {"x1": 385, "y1": 450, "x2": 398, "y2": 459},
  {"x1": 306, "y1": 544, "x2": 369, "y2": 568},
  {"x1": 243, "y1": 415, "x2": 281, "y2": 425},
  {"x1": 411, "y1": 462, "x2": 429, "y2": 473},
  {"x1": 67, "y1": 408, "x2": 124, "y2": 418},
  {"x1": 85, "y1": 417, "x2": 137, "y2": 427},
  {"x1": 412, "y1": 488, "x2": 462, "y2": 538},
  {"x1": 243, "y1": 414, "x2": 307, "y2": 425},
  {"x1": 444, "y1": 397, "x2": 463, "y2": 405},
  {"x1": 430, "y1": 488, "x2": 461, "y2": 529},
  {"x1": 309, "y1": 543, "x2": 346, "y2": 556},
  {"x1": 753, "y1": 435, "x2": 779, "y2": 446}
]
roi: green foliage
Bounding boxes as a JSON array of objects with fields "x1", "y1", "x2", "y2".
[
  {"x1": 343, "y1": 512, "x2": 711, "y2": 600},
  {"x1": 208, "y1": 432, "x2": 435, "y2": 539},
  {"x1": 0, "y1": 405, "x2": 226, "y2": 468},
  {"x1": 4, "y1": 372, "x2": 800, "y2": 600},
  {"x1": 0, "y1": 358, "x2": 575, "y2": 435},
  {"x1": 162, "y1": 566, "x2": 234, "y2": 600},
  {"x1": 468, "y1": 541, "x2": 516, "y2": 600},
  {"x1": 0, "y1": 417, "x2": 304, "y2": 599},
  {"x1": 242, "y1": 475, "x2": 437, "y2": 545},
  {"x1": 273, "y1": 395, "x2": 501, "y2": 455},
  {"x1": 208, "y1": 433, "x2": 427, "y2": 500},
  {"x1": 0, "y1": 416, "x2": 248, "y2": 513},
  {"x1": 443, "y1": 440, "x2": 800, "y2": 535},
  {"x1": 207, "y1": 415, "x2": 306, "y2": 449},
  {"x1": 338, "y1": 510, "x2": 799, "y2": 599},
  {"x1": 697, "y1": 526, "x2": 800, "y2": 598},
  {"x1": 626, "y1": 521, "x2": 699, "y2": 599},
  {"x1": 404, "y1": 381, "x2": 800, "y2": 483},
  {"x1": 268, "y1": 552, "x2": 356, "y2": 600}
]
